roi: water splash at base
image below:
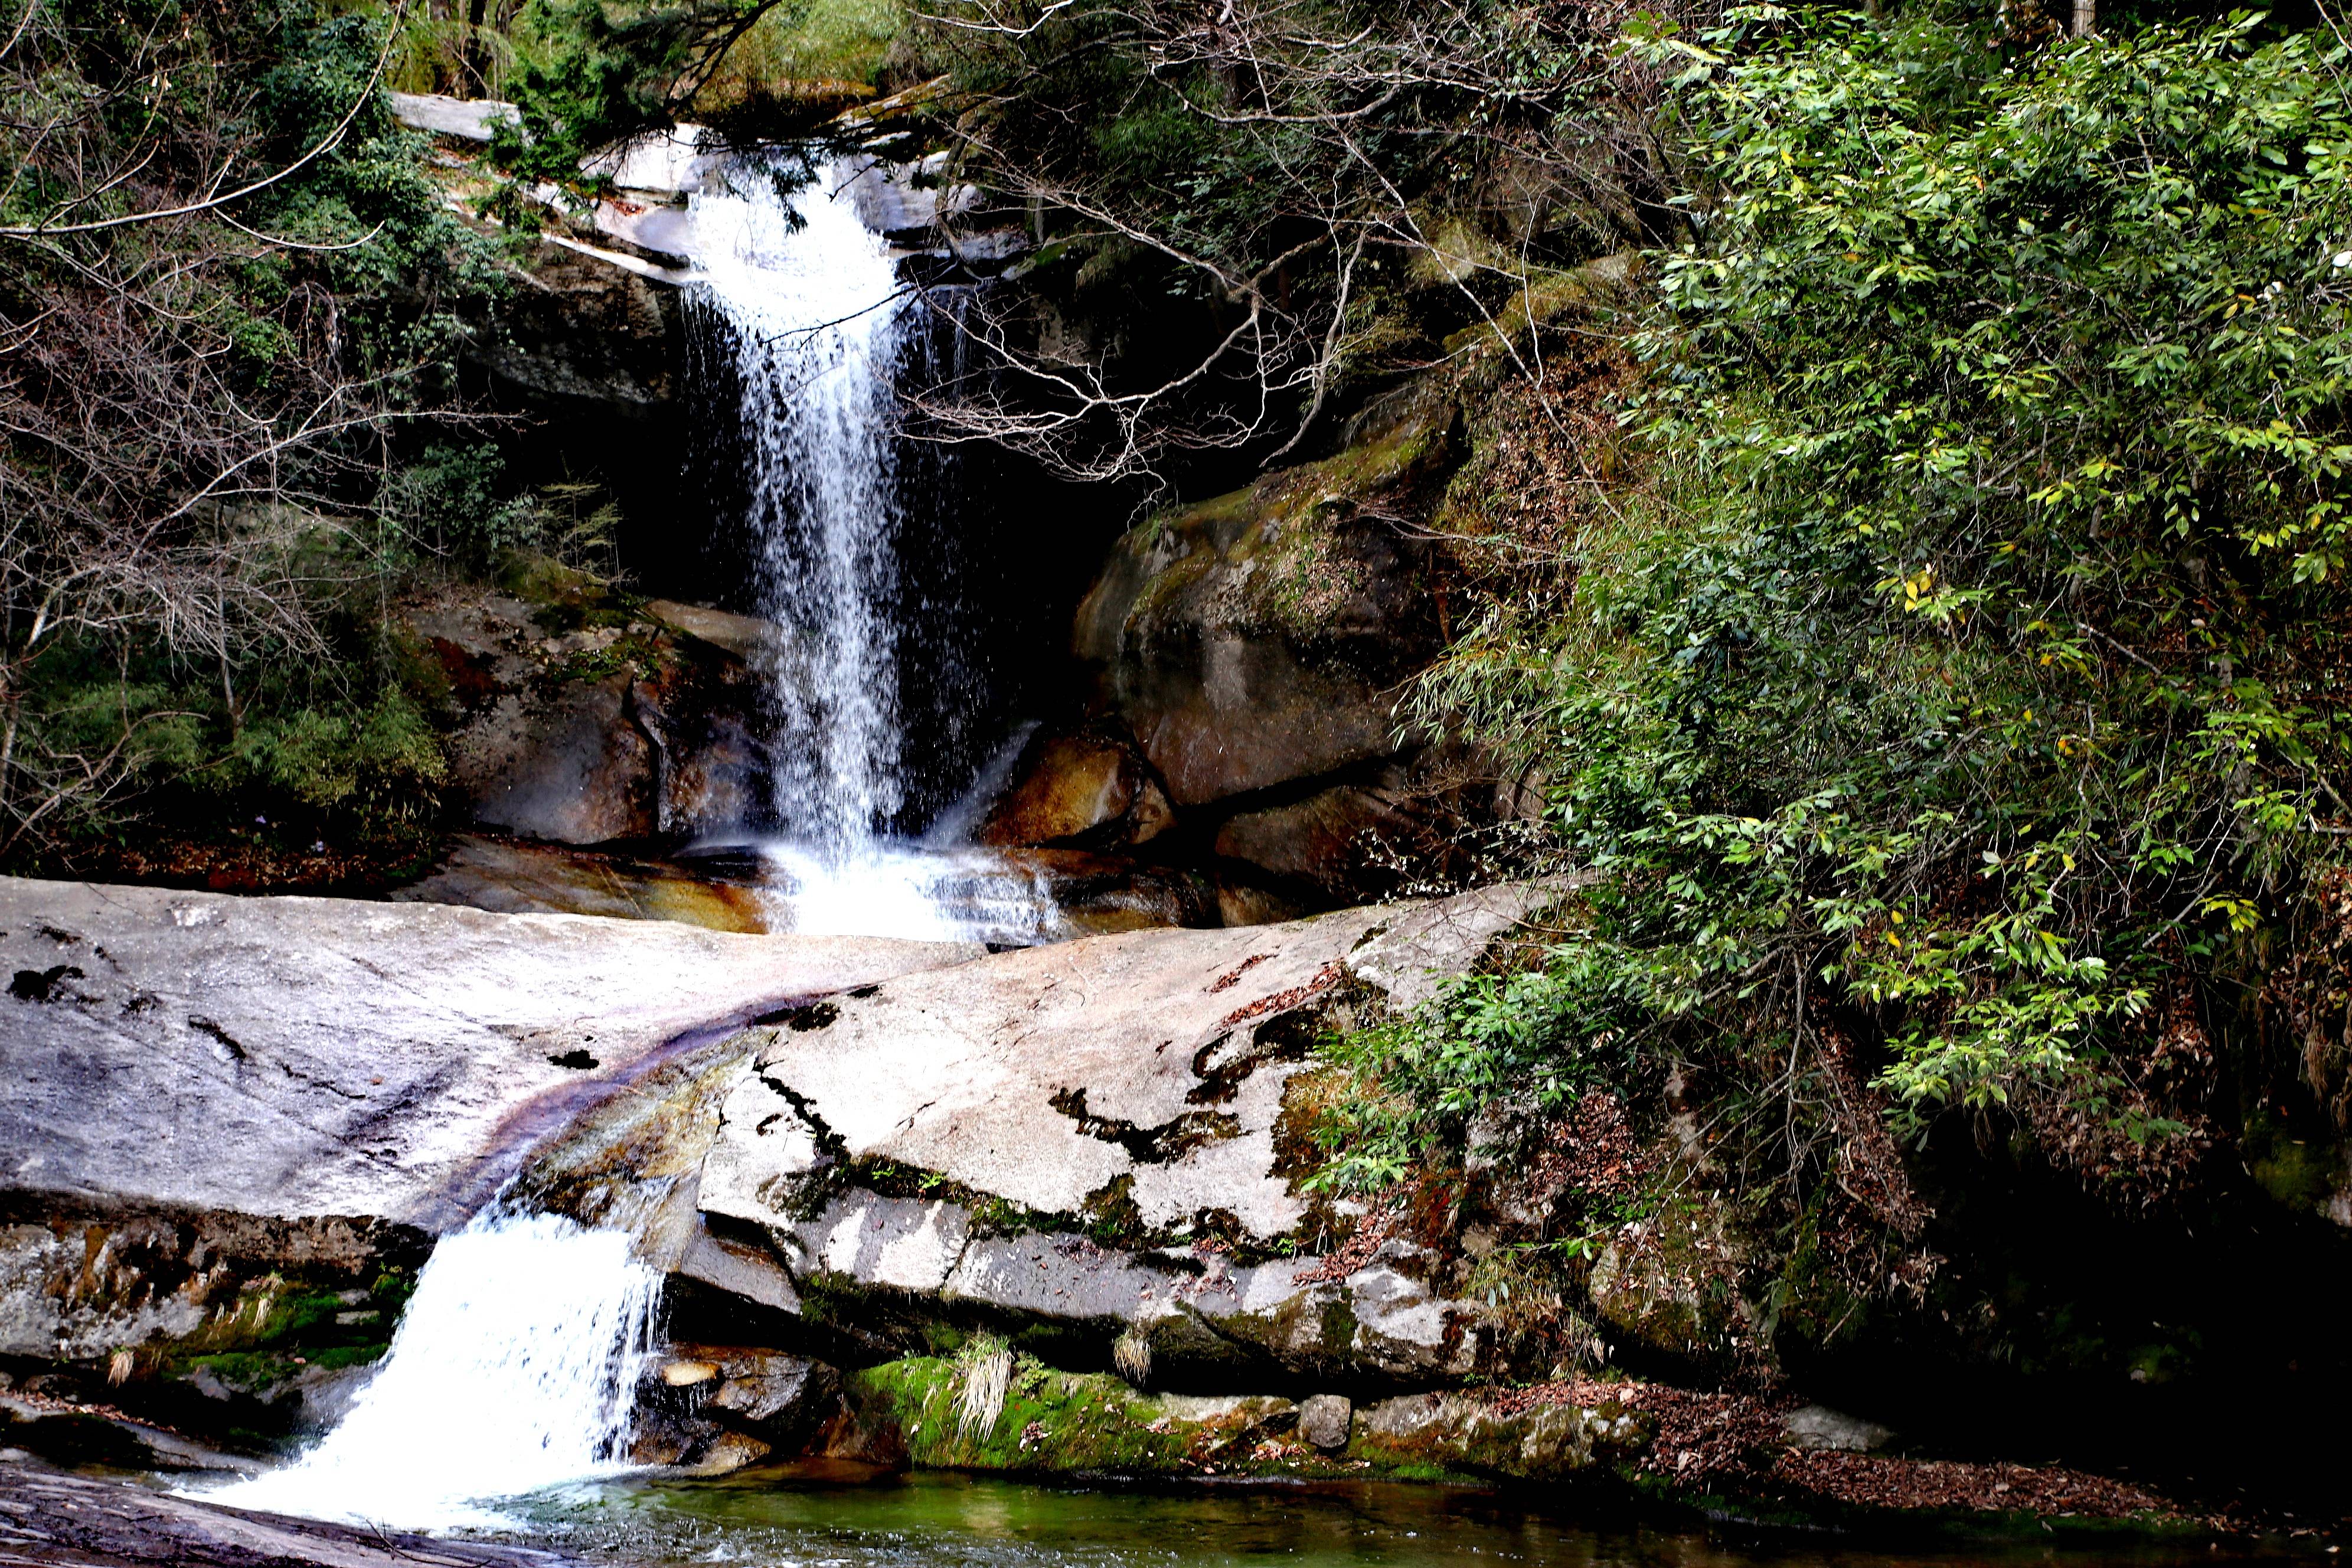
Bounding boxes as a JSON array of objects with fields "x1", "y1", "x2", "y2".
[
  {"x1": 198, "y1": 1210, "x2": 661, "y2": 1532},
  {"x1": 752, "y1": 840, "x2": 1065, "y2": 946}
]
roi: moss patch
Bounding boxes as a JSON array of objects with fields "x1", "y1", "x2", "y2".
[{"x1": 844, "y1": 1355, "x2": 1351, "y2": 1479}]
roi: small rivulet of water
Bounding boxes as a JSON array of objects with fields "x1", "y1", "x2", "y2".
[
  {"x1": 681, "y1": 154, "x2": 1064, "y2": 947},
  {"x1": 198, "y1": 1210, "x2": 661, "y2": 1531}
]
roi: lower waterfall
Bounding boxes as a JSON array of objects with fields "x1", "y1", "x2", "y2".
[{"x1": 198, "y1": 1210, "x2": 661, "y2": 1531}]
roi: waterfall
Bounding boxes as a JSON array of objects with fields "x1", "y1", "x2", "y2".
[
  {"x1": 198, "y1": 1210, "x2": 661, "y2": 1531},
  {"x1": 681, "y1": 154, "x2": 1060, "y2": 945},
  {"x1": 686, "y1": 154, "x2": 913, "y2": 855}
]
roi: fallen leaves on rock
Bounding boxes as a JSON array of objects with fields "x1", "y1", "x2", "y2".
[
  {"x1": 1491, "y1": 1377, "x2": 2180, "y2": 1522},
  {"x1": 1219, "y1": 961, "x2": 1343, "y2": 1029},
  {"x1": 1772, "y1": 1450, "x2": 2174, "y2": 1519}
]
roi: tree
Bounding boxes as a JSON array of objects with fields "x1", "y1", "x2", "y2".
[{"x1": 0, "y1": 1, "x2": 488, "y2": 853}]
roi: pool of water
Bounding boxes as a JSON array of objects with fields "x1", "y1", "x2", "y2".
[{"x1": 479, "y1": 1471, "x2": 2273, "y2": 1568}]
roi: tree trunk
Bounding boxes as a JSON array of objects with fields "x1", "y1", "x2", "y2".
[
  {"x1": 2072, "y1": 0, "x2": 2096, "y2": 37},
  {"x1": 465, "y1": 0, "x2": 491, "y2": 96}
]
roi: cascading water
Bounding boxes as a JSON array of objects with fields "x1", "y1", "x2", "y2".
[
  {"x1": 197, "y1": 1210, "x2": 661, "y2": 1531},
  {"x1": 682, "y1": 154, "x2": 1060, "y2": 943},
  {"x1": 687, "y1": 154, "x2": 910, "y2": 857}
]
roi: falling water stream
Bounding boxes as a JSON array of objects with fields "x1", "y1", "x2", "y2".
[
  {"x1": 200, "y1": 1210, "x2": 661, "y2": 1530},
  {"x1": 192, "y1": 150, "x2": 1045, "y2": 1535},
  {"x1": 683, "y1": 154, "x2": 1060, "y2": 945}
]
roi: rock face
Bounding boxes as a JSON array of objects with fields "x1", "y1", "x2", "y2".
[
  {"x1": 1072, "y1": 381, "x2": 1456, "y2": 811},
  {"x1": 0, "y1": 878, "x2": 974, "y2": 1237},
  {"x1": 529, "y1": 885, "x2": 1559, "y2": 1389},
  {"x1": 406, "y1": 582, "x2": 774, "y2": 845},
  {"x1": 466, "y1": 238, "x2": 683, "y2": 419}
]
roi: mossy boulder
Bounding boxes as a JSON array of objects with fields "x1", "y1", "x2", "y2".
[
  {"x1": 828, "y1": 1350, "x2": 1649, "y2": 1483},
  {"x1": 0, "y1": 1201, "x2": 420, "y2": 1451},
  {"x1": 1353, "y1": 1389, "x2": 1648, "y2": 1482},
  {"x1": 1073, "y1": 379, "x2": 1458, "y2": 809}
]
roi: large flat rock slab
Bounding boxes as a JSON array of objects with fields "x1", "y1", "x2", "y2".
[
  {"x1": 0, "y1": 878, "x2": 976, "y2": 1233},
  {"x1": 701, "y1": 887, "x2": 1542, "y2": 1247},
  {"x1": 672, "y1": 884, "x2": 1556, "y2": 1385},
  {"x1": 0, "y1": 1456, "x2": 577, "y2": 1567}
]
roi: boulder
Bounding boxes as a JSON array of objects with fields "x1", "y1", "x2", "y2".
[
  {"x1": 978, "y1": 727, "x2": 1175, "y2": 851},
  {"x1": 406, "y1": 583, "x2": 773, "y2": 845},
  {"x1": 1073, "y1": 380, "x2": 1456, "y2": 808},
  {"x1": 1783, "y1": 1403, "x2": 1896, "y2": 1453},
  {"x1": 998, "y1": 848, "x2": 1214, "y2": 935},
  {"x1": 1583, "y1": 1198, "x2": 1767, "y2": 1376},
  {"x1": 593, "y1": 884, "x2": 1563, "y2": 1386},
  {"x1": 632, "y1": 1345, "x2": 844, "y2": 1472},
  {"x1": 387, "y1": 92, "x2": 519, "y2": 145},
  {"x1": 1298, "y1": 1392, "x2": 1353, "y2": 1451},
  {"x1": 1213, "y1": 782, "x2": 1422, "y2": 903}
]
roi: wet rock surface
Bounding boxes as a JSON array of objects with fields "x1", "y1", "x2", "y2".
[
  {"x1": 977, "y1": 727, "x2": 1175, "y2": 851},
  {"x1": 391, "y1": 835, "x2": 775, "y2": 933},
  {"x1": 0, "y1": 1453, "x2": 580, "y2": 1567},
  {"x1": 820, "y1": 1352, "x2": 1640, "y2": 1483},
  {"x1": 391, "y1": 835, "x2": 1217, "y2": 940}
]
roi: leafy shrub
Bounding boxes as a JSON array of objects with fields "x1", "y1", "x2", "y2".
[{"x1": 1328, "y1": 9, "x2": 2352, "y2": 1239}]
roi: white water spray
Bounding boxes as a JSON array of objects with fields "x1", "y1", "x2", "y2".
[
  {"x1": 684, "y1": 155, "x2": 1060, "y2": 943},
  {"x1": 200, "y1": 1210, "x2": 661, "y2": 1531}
]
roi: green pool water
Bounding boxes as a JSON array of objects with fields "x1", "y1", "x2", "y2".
[{"x1": 485, "y1": 1471, "x2": 2286, "y2": 1568}]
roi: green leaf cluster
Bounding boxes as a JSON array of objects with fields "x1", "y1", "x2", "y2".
[{"x1": 1337, "y1": 7, "x2": 2352, "y2": 1208}]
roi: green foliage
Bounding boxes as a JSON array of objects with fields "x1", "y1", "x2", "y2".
[
  {"x1": 1, "y1": 1, "x2": 505, "y2": 855},
  {"x1": 487, "y1": 0, "x2": 788, "y2": 189},
  {"x1": 382, "y1": 441, "x2": 540, "y2": 564},
  {"x1": 1312, "y1": 966, "x2": 1620, "y2": 1192},
  {"x1": 216, "y1": 692, "x2": 445, "y2": 813},
  {"x1": 1329, "y1": 7, "x2": 2352, "y2": 1216},
  {"x1": 13, "y1": 628, "x2": 446, "y2": 845}
]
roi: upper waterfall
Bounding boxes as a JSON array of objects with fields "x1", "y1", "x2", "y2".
[
  {"x1": 680, "y1": 154, "x2": 1058, "y2": 944},
  {"x1": 685, "y1": 155, "x2": 910, "y2": 855}
]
